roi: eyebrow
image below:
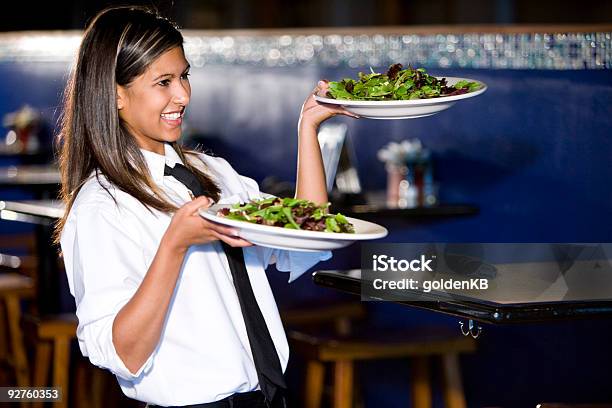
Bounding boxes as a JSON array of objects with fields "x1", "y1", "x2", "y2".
[{"x1": 152, "y1": 64, "x2": 191, "y2": 82}]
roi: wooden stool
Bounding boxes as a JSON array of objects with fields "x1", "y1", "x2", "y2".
[
  {"x1": 23, "y1": 313, "x2": 77, "y2": 408},
  {"x1": 281, "y1": 301, "x2": 367, "y2": 336},
  {"x1": 280, "y1": 301, "x2": 367, "y2": 407},
  {"x1": 0, "y1": 272, "x2": 35, "y2": 389},
  {"x1": 289, "y1": 327, "x2": 476, "y2": 408}
]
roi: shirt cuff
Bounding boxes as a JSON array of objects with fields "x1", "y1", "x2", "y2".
[{"x1": 275, "y1": 249, "x2": 333, "y2": 283}]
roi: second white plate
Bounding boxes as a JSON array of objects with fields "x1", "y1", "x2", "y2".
[
  {"x1": 199, "y1": 204, "x2": 388, "y2": 252},
  {"x1": 314, "y1": 77, "x2": 487, "y2": 120}
]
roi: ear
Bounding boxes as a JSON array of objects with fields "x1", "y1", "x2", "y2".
[{"x1": 116, "y1": 85, "x2": 127, "y2": 110}]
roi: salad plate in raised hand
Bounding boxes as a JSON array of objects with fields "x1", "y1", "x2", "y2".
[
  {"x1": 315, "y1": 77, "x2": 486, "y2": 119},
  {"x1": 314, "y1": 63, "x2": 486, "y2": 119}
]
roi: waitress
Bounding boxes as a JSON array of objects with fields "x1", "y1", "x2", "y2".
[{"x1": 56, "y1": 5, "x2": 358, "y2": 408}]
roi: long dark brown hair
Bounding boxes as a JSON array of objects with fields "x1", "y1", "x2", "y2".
[{"x1": 54, "y1": 6, "x2": 220, "y2": 244}]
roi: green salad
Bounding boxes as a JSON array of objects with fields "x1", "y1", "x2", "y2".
[
  {"x1": 217, "y1": 197, "x2": 355, "y2": 233},
  {"x1": 326, "y1": 63, "x2": 482, "y2": 101}
]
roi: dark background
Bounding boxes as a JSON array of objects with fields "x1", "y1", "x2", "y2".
[
  {"x1": 1, "y1": 0, "x2": 611, "y2": 31},
  {"x1": 1, "y1": 1, "x2": 611, "y2": 408}
]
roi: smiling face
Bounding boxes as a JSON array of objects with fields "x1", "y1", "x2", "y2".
[{"x1": 117, "y1": 46, "x2": 191, "y2": 155}]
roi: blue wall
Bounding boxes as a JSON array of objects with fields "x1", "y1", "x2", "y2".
[
  {"x1": 2, "y1": 64, "x2": 611, "y2": 245},
  {"x1": 1, "y1": 60, "x2": 611, "y2": 407},
  {"x1": 180, "y1": 66, "x2": 612, "y2": 242}
]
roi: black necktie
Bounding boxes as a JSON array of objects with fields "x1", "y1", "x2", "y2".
[{"x1": 164, "y1": 162, "x2": 286, "y2": 403}]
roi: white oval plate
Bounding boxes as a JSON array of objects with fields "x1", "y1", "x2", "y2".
[
  {"x1": 314, "y1": 77, "x2": 487, "y2": 120},
  {"x1": 199, "y1": 204, "x2": 388, "y2": 252}
]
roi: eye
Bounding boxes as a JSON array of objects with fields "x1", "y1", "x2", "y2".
[
  {"x1": 181, "y1": 72, "x2": 191, "y2": 80},
  {"x1": 157, "y1": 79, "x2": 171, "y2": 87}
]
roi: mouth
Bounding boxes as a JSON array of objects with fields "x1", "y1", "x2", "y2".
[{"x1": 160, "y1": 107, "x2": 185, "y2": 126}]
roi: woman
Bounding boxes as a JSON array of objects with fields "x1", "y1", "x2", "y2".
[{"x1": 55, "y1": 5, "x2": 357, "y2": 408}]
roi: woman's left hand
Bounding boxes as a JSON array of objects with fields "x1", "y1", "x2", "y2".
[{"x1": 298, "y1": 80, "x2": 359, "y2": 131}]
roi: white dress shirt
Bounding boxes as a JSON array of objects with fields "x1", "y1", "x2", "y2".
[{"x1": 60, "y1": 143, "x2": 331, "y2": 406}]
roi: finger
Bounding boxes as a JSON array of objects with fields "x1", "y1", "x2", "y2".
[
  {"x1": 314, "y1": 80, "x2": 330, "y2": 97},
  {"x1": 184, "y1": 195, "x2": 212, "y2": 212},
  {"x1": 340, "y1": 108, "x2": 360, "y2": 118},
  {"x1": 212, "y1": 230, "x2": 253, "y2": 247},
  {"x1": 205, "y1": 220, "x2": 239, "y2": 237},
  {"x1": 312, "y1": 104, "x2": 360, "y2": 119},
  {"x1": 322, "y1": 104, "x2": 360, "y2": 118}
]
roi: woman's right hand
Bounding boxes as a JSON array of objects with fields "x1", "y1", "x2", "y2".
[{"x1": 163, "y1": 196, "x2": 252, "y2": 252}]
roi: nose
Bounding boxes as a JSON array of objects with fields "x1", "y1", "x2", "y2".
[{"x1": 172, "y1": 80, "x2": 191, "y2": 106}]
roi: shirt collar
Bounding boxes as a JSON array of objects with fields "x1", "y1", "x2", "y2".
[{"x1": 140, "y1": 143, "x2": 183, "y2": 183}]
